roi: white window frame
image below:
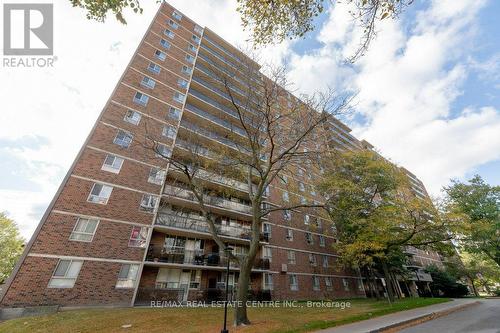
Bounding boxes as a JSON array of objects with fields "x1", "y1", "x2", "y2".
[
  {"x1": 285, "y1": 228, "x2": 293, "y2": 241},
  {"x1": 162, "y1": 125, "x2": 177, "y2": 139},
  {"x1": 148, "y1": 167, "x2": 166, "y2": 185},
  {"x1": 309, "y1": 253, "x2": 317, "y2": 266},
  {"x1": 160, "y1": 39, "x2": 171, "y2": 49},
  {"x1": 325, "y1": 277, "x2": 333, "y2": 291},
  {"x1": 168, "y1": 107, "x2": 181, "y2": 120},
  {"x1": 113, "y1": 129, "x2": 133, "y2": 148},
  {"x1": 101, "y1": 154, "x2": 124, "y2": 174},
  {"x1": 322, "y1": 255, "x2": 329, "y2": 268},
  {"x1": 177, "y1": 78, "x2": 188, "y2": 89},
  {"x1": 116, "y1": 264, "x2": 139, "y2": 289},
  {"x1": 156, "y1": 144, "x2": 172, "y2": 158},
  {"x1": 194, "y1": 25, "x2": 203, "y2": 34},
  {"x1": 172, "y1": 10, "x2": 182, "y2": 20},
  {"x1": 312, "y1": 275, "x2": 320, "y2": 291},
  {"x1": 282, "y1": 191, "x2": 289, "y2": 202},
  {"x1": 164, "y1": 29, "x2": 175, "y2": 39},
  {"x1": 306, "y1": 232, "x2": 314, "y2": 245},
  {"x1": 168, "y1": 19, "x2": 179, "y2": 29},
  {"x1": 141, "y1": 76, "x2": 155, "y2": 89},
  {"x1": 148, "y1": 62, "x2": 161, "y2": 74},
  {"x1": 155, "y1": 49, "x2": 166, "y2": 61},
  {"x1": 185, "y1": 54, "x2": 194, "y2": 64},
  {"x1": 264, "y1": 273, "x2": 273, "y2": 290},
  {"x1": 48, "y1": 259, "x2": 83, "y2": 288},
  {"x1": 304, "y1": 214, "x2": 310, "y2": 225},
  {"x1": 140, "y1": 194, "x2": 158, "y2": 212},
  {"x1": 181, "y1": 65, "x2": 192, "y2": 75},
  {"x1": 87, "y1": 183, "x2": 113, "y2": 205},
  {"x1": 124, "y1": 109, "x2": 142, "y2": 125},
  {"x1": 287, "y1": 250, "x2": 296, "y2": 265},
  {"x1": 128, "y1": 226, "x2": 148, "y2": 248},
  {"x1": 289, "y1": 274, "x2": 298, "y2": 291},
  {"x1": 319, "y1": 235, "x2": 326, "y2": 247},
  {"x1": 133, "y1": 92, "x2": 148, "y2": 106},
  {"x1": 69, "y1": 218, "x2": 99, "y2": 242},
  {"x1": 173, "y1": 92, "x2": 186, "y2": 104},
  {"x1": 342, "y1": 278, "x2": 350, "y2": 291}
]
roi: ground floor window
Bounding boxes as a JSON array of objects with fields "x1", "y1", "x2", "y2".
[
  {"x1": 116, "y1": 264, "x2": 139, "y2": 288},
  {"x1": 48, "y1": 259, "x2": 83, "y2": 288}
]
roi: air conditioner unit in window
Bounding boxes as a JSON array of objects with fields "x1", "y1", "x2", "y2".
[{"x1": 281, "y1": 264, "x2": 287, "y2": 272}]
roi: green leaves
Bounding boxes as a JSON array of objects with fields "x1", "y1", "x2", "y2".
[{"x1": 0, "y1": 212, "x2": 24, "y2": 284}]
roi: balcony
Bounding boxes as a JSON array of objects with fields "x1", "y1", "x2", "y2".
[
  {"x1": 163, "y1": 183, "x2": 253, "y2": 218},
  {"x1": 184, "y1": 103, "x2": 246, "y2": 137},
  {"x1": 145, "y1": 245, "x2": 271, "y2": 271},
  {"x1": 155, "y1": 212, "x2": 269, "y2": 243},
  {"x1": 134, "y1": 286, "x2": 271, "y2": 305}
]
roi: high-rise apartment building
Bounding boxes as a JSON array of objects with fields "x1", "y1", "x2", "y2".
[{"x1": 0, "y1": 2, "x2": 441, "y2": 308}]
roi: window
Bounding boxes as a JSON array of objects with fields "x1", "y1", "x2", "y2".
[
  {"x1": 160, "y1": 39, "x2": 171, "y2": 49},
  {"x1": 114, "y1": 129, "x2": 133, "y2": 148},
  {"x1": 313, "y1": 275, "x2": 320, "y2": 291},
  {"x1": 148, "y1": 167, "x2": 166, "y2": 185},
  {"x1": 181, "y1": 65, "x2": 192, "y2": 75},
  {"x1": 263, "y1": 223, "x2": 271, "y2": 238},
  {"x1": 283, "y1": 209, "x2": 291, "y2": 221},
  {"x1": 322, "y1": 255, "x2": 329, "y2": 268},
  {"x1": 298, "y1": 168, "x2": 304, "y2": 177},
  {"x1": 316, "y1": 219, "x2": 322, "y2": 230},
  {"x1": 162, "y1": 125, "x2": 177, "y2": 139},
  {"x1": 286, "y1": 228, "x2": 293, "y2": 241},
  {"x1": 128, "y1": 226, "x2": 148, "y2": 247},
  {"x1": 172, "y1": 10, "x2": 182, "y2": 20},
  {"x1": 342, "y1": 278, "x2": 350, "y2": 291},
  {"x1": 156, "y1": 144, "x2": 172, "y2": 158},
  {"x1": 319, "y1": 235, "x2": 325, "y2": 247},
  {"x1": 194, "y1": 24, "x2": 203, "y2": 34},
  {"x1": 289, "y1": 274, "x2": 298, "y2": 291},
  {"x1": 310, "y1": 186, "x2": 316, "y2": 195},
  {"x1": 48, "y1": 260, "x2": 83, "y2": 288},
  {"x1": 300, "y1": 196, "x2": 307, "y2": 204},
  {"x1": 188, "y1": 44, "x2": 196, "y2": 52},
  {"x1": 148, "y1": 62, "x2": 161, "y2": 74},
  {"x1": 309, "y1": 253, "x2": 317, "y2": 266},
  {"x1": 264, "y1": 273, "x2": 273, "y2": 290},
  {"x1": 124, "y1": 109, "x2": 142, "y2": 125},
  {"x1": 305, "y1": 232, "x2": 313, "y2": 245},
  {"x1": 304, "y1": 214, "x2": 310, "y2": 225},
  {"x1": 281, "y1": 175, "x2": 288, "y2": 184},
  {"x1": 116, "y1": 264, "x2": 139, "y2": 288},
  {"x1": 185, "y1": 54, "x2": 194, "y2": 64},
  {"x1": 69, "y1": 218, "x2": 99, "y2": 242},
  {"x1": 174, "y1": 92, "x2": 186, "y2": 103},
  {"x1": 177, "y1": 78, "x2": 188, "y2": 89},
  {"x1": 133, "y1": 92, "x2": 148, "y2": 106},
  {"x1": 155, "y1": 49, "x2": 166, "y2": 61},
  {"x1": 192, "y1": 34, "x2": 200, "y2": 44},
  {"x1": 164, "y1": 29, "x2": 175, "y2": 39},
  {"x1": 140, "y1": 194, "x2": 158, "y2": 212},
  {"x1": 168, "y1": 19, "x2": 178, "y2": 29},
  {"x1": 299, "y1": 182, "x2": 305, "y2": 192},
  {"x1": 263, "y1": 247, "x2": 272, "y2": 262},
  {"x1": 190, "y1": 270, "x2": 202, "y2": 288},
  {"x1": 287, "y1": 250, "x2": 296, "y2": 265},
  {"x1": 325, "y1": 277, "x2": 333, "y2": 291},
  {"x1": 282, "y1": 191, "x2": 289, "y2": 202},
  {"x1": 101, "y1": 154, "x2": 124, "y2": 173},
  {"x1": 88, "y1": 183, "x2": 113, "y2": 204},
  {"x1": 168, "y1": 107, "x2": 181, "y2": 120},
  {"x1": 141, "y1": 76, "x2": 155, "y2": 89}
]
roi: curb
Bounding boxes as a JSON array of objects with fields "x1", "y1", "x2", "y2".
[{"x1": 369, "y1": 301, "x2": 481, "y2": 333}]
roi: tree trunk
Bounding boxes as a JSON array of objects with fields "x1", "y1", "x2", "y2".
[
  {"x1": 466, "y1": 274, "x2": 479, "y2": 296},
  {"x1": 368, "y1": 268, "x2": 380, "y2": 300},
  {"x1": 381, "y1": 259, "x2": 395, "y2": 302},
  {"x1": 234, "y1": 260, "x2": 252, "y2": 326}
]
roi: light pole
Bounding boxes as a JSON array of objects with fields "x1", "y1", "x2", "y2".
[{"x1": 221, "y1": 246, "x2": 233, "y2": 333}]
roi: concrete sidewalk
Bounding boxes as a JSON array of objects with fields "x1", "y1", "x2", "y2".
[{"x1": 315, "y1": 298, "x2": 479, "y2": 333}]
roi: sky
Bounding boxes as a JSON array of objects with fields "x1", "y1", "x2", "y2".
[{"x1": 0, "y1": 0, "x2": 499, "y2": 240}]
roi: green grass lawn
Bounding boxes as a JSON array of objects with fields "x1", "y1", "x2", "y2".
[{"x1": 0, "y1": 297, "x2": 449, "y2": 333}]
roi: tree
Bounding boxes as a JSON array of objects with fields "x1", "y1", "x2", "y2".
[
  {"x1": 459, "y1": 252, "x2": 500, "y2": 295},
  {"x1": 425, "y1": 264, "x2": 469, "y2": 298},
  {"x1": 319, "y1": 149, "x2": 452, "y2": 301},
  {"x1": 0, "y1": 213, "x2": 24, "y2": 284},
  {"x1": 139, "y1": 56, "x2": 350, "y2": 325},
  {"x1": 443, "y1": 175, "x2": 500, "y2": 267},
  {"x1": 69, "y1": 0, "x2": 413, "y2": 62}
]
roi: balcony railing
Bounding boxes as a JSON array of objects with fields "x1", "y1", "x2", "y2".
[
  {"x1": 184, "y1": 103, "x2": 246, "y2": 137},
  {"x1": 145, "y1": 245, "x2": 270, "y2": 270},
  {"x1": 163, "y1": 184, "x2": 252, "y2": 215},
  {"x1": 134, "y1": 287, "x2": 271, "y2": 305},
  {"x1": 156, "y1": 212, "x2": 270, "y2": 242}
]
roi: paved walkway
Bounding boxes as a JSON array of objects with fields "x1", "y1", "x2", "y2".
[{"x1": 315, "y1": 298, "x2": 479, "y2": 333}]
